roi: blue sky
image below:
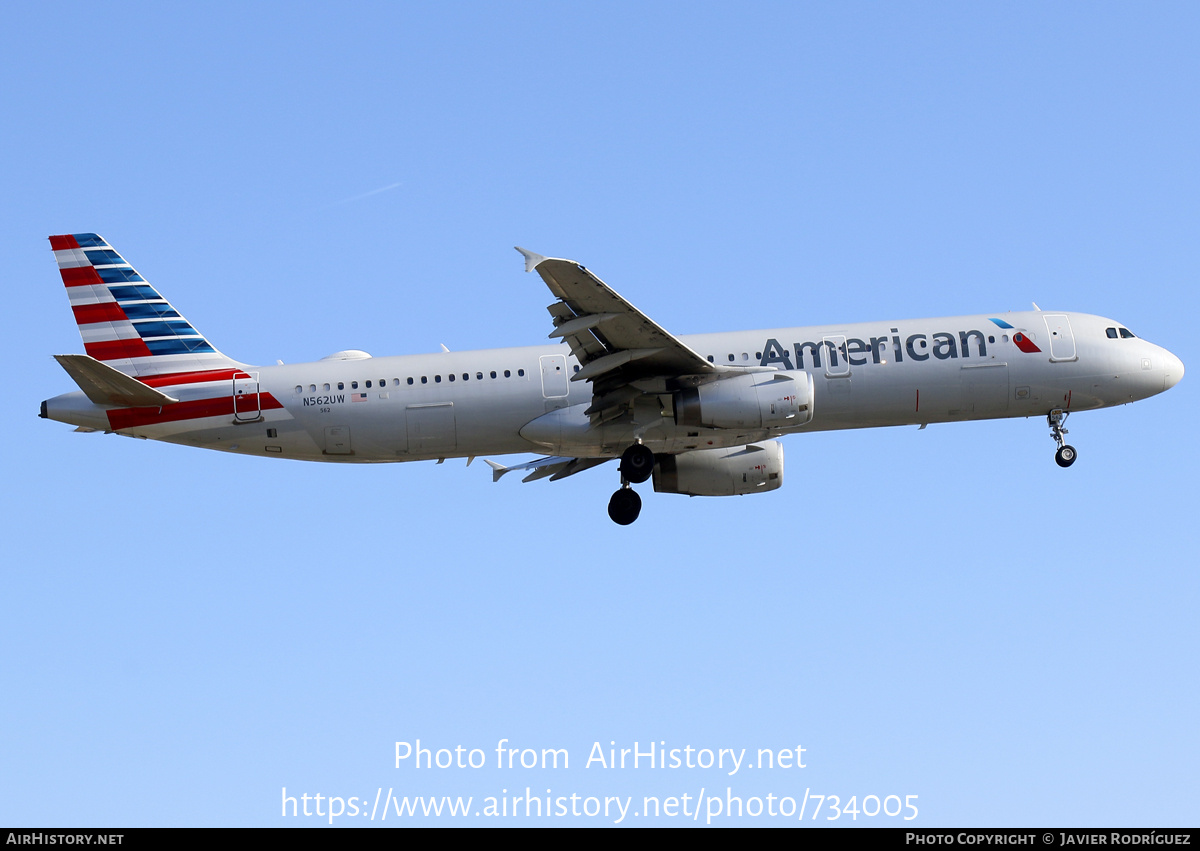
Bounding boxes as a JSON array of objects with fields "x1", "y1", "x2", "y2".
[{"x1": 2, "y1": 1, "x2": 1197, "y2": 827}]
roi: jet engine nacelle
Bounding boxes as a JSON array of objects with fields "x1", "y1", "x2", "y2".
[
  {"x1": 675, "y1": 371, "x2": 813, "y2": 430},
  {"x1": 652, "y1": 440, "x2": 784, "y2": 497}
]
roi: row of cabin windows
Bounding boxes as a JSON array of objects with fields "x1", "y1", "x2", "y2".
[
  {"x1": 293, "y1": 364, "x2": 585, "y2": 395},
  {"x1": 706, "y1": 352, "x2": 763, "y2": 363},
  {"x1": 407, "y1": 368, "x2": 524, "y2": 386}
]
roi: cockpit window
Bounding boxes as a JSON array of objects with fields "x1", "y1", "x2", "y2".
[
  {"x1": 1106, "y1": 328, "x2": 1118, "y2": 339},
  {"x1": 1119, "y1": 328, "x2": 1136, "y2": 339}
]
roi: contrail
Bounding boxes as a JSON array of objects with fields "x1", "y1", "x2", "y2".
[{"x1": 336, "y1": 181, "x2": 403, "y2": 204}]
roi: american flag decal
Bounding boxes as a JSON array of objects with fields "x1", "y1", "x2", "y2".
[{"x1": 351, "y1": 392, "x2": 368, "y2": 402}]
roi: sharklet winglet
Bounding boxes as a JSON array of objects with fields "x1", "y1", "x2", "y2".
[
  {"x1": 515, "y1": 246, "x2": 547, "y2": 273},
  {"x1": 484, "y1": 459, "x2": 508, "y2": 482}
]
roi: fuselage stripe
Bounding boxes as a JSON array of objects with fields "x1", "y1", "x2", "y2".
[
  {"x1": 107, "y1": 393, "x2": 283, "y2": 430},
  {"x1": 137, "y1": 369, "x2": 251, "y2": 388}
]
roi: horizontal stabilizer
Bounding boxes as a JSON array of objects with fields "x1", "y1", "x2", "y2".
[{"x1": 54, "y1": 354, "x2": 179, "y2": 407}]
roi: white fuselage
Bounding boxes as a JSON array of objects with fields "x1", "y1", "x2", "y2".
[{"x1": 43, "y1": 310, "x2": 1185, "y2": 463}]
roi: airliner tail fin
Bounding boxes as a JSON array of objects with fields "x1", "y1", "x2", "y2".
[{"x1": 49, "y1": 233, "x2": 241, "y2": 377}]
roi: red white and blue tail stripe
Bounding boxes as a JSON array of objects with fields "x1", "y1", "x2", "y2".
[{"x1": 50, "y1": 233, "x2": 239, "y2": 376}]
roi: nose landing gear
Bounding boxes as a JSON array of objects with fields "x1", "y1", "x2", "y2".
[
  {"x1": 608, "y1": 443, "x2": 654, "y2": 525},
  {"x1": 1048, "y1": 409, "x2": 1077, "y2": 468}
]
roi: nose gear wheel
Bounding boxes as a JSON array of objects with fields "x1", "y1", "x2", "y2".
[{"x1": 1048, "y1": 410, "x2": 1077, "y2": 468}]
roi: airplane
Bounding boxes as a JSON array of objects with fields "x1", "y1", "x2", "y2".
[{"x1": 40, "y1": 233, "x2": 1184, "y2": 525}]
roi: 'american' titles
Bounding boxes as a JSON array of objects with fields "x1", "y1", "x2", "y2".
[{"x1": 761, "y1": 327, "x2": 996, "y2": 371}]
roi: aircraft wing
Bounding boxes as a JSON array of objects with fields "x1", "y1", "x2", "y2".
[
  {"x1": 486, "y1": 454, "x2": 612, "y2": 483},
  {"x1": 517, "y1": 248, "x2": 725, "y2": 421}
]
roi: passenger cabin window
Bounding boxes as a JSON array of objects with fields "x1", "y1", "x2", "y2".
[
  {"x1": 365, "y1": 380, "x2": 372, "y2": 388},
  {"x1": 351, "y1": 381, "x2": 358, "y2": 389},
  {"x1": 504, "y1": 370, "x2": 511, "y2": 378},
  {"x1": 337, "y1": 382, "x2": 344, "y2": 390},
  {"x1": 407, "y1": 377, "x2": 414, "y2": 385},
  {"x1": 518, "y1": 369, "x2": 525, "y2": 377}
]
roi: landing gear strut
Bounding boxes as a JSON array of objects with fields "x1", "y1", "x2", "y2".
[
  {"x1": 1048, "y1": 409, "x2": 1077, "y2": 468},
  {"x1": 608, "y1": 443, "x2": 654, "y2": 525}
]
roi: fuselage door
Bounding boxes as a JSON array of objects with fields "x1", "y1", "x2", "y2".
[
  {"x1": 406, "y1": 402, "x2": 457, "y2": 456},
  {"x1": 540, "y1": 354, "x2": 569, "y2": 398},
  {"x1": 959, "y1": 363, "x2": 1010, "y2": 416},
  {"x1": 822, "y1": 335, "x2": 850, "y2": 377},
  {"x1": 233, "y1": 372, "x2": 261, "y2": 422},
  {"x1": 1043, "y1": 314, "x2": 1077, "y2": 362}
]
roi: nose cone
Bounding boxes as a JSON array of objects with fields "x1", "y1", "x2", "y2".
[{"x1": 1163, "y1": 350, "x2": 1185, "y2": 390}]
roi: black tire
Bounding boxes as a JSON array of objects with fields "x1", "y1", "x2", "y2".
[
  {"x1": 619, "y1": 443, "x2": 655, "y2": 484},
  {"x1": 1055, "y1": 445, "x2": 1077, "y2": 468},
  {"x1": 607, "y1": 488, "x2": 642, "y2": 525}
]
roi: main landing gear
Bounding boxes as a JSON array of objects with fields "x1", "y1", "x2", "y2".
[
  {"x1": 608, "y1": 486, "x2": 641, "y2": 526},
  {"x1": 1048, "y1": 409, "x2": 1077, "y2": 468},
  {"x1": 608, "y1": 443, "x2": 654, "y2": 525}
]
